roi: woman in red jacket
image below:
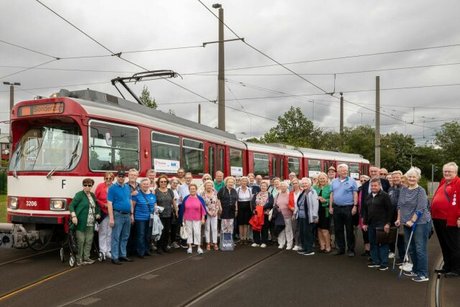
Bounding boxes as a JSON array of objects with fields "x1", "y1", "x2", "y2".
[{"x1": 431, "y1": 162, "x2": 460, "y2": 277}]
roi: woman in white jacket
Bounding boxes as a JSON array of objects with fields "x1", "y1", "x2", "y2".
[{"x1": 295, "y1": 177, "x2": 319, "y2": 256}]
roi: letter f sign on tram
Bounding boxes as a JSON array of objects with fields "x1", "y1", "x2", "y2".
[{"x1": 62, "y1": 179, "x2": 66, "y2": 189}]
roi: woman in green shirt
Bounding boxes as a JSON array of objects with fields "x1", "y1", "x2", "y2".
[{"x1": 313, "y1": 172, "x2": 332, "y2": 253}]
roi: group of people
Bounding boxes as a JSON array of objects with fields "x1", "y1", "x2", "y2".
[{"x1": 67, "y1": 162, "x2": 460, "y2": 283}]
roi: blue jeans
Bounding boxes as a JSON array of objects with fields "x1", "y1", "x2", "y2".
[
  {"x1": 135, "y1": 220, "x2": 151, "y2": 256},
  {"x1": 404, "y1": 223, "x2": 430, "y2": 277},
  {"x1": 298, "y1": 218, "x2": 314, "y2": 253},
  {"x1": 111, "y1": 211, "x2": 131, "y2": 260},
  {"x1": 368, "y1": 225, "x2": 389, "y2": 267}
]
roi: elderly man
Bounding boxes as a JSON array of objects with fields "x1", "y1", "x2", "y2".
[
  {"x1": 327, "y1": 166, "x2": 337, "y2": 182},
  {"x1": 214, "y1": 170, "x2": 225, "y2": 192},
  {"x1": 330, "y1": 164, "x2": 358, "y2": 256},
  {"x1": 107, "y1": 170, "x2": 134, "y2": 265},
  {"x1": 362, "y1": 178, "x2": 393, "y2": 270},
  {"x1": 432, "y1": 162, "x2": 460, "y2": 277},
  {"x1": 360, "y1": 166, "x2": 391, "y2": 256},
  {"x1": 146, "y1": 169, "x2": 156, "y2": 191}
]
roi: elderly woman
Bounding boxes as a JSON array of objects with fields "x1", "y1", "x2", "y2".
[
  {"x1": 95, "y1": 172, "x2": 114, "y2": 259},
  {"x1": 155, "y1": 174, "x2": 177, "y2": 254},
  {"x1": 395, "y1": 167, "x2": 431, "y2": 282},
  {"x1": 198, "y1": 173, "x2": 213, "y2": 194},
  {"x1": 289, "y1": 178, "x2": 302, "y2": 251},
  {"x1": 275, "y1": 181, "x2": 293, "y2": 249},
  {"x1": 201, "y1": 180, "x2": 221, "y2": 250},
  {"x1": 182, "y1": 183, "x2": 207, "y2": 254},
  {"x1": 251, "y1": 181, "x2": 274, "y2": 248},
  {"x1": 313, "y1": 172, "x2": 332, "y2": 253},
  {"x1": 169, "y1": 177, "x2": 181, "y2": 249},
  {"x1": 131, "y1": 178, "x2": 156, "y2": 258},
  {"x1": 296, "y1": 177, "x2": 319, "y2": 256},
  {"x1": 70, "y1": 178, "x2": 101, "y2": 265},
  {"x1": 236, "y1": 176, "x2": 253, "y2": 244},
  {"x1": 217, "y1": 176, "x2": 239, "y2": 238}
]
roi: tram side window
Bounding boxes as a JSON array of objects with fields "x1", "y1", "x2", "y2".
[
  {"x1": 151, "y1": 131, "x2": 180, "y2": 172},
  {"x1": 89, "y1": 121, "x2": 139, "y2": 171},
  {"x1": 349, "y1": 163, "x2": 360, "y2": 179},
  {"x1": 254, "y1": 153, "x2": 269, "y2": 177},
  {"x1": 288, "y1": 157, "x2": 300, "y2": 176},
  {"x1": 308, "y1": 159, "x2": 321, "y2": 177},
  {"x1": 182, "y1": 138, "x2": 204, "y2": 175},
  {"x1": 230, "y1": 148, "x2": 243, "y2": 176}
]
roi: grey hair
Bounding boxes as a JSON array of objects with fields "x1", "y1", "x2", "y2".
[
  {"x1": 337, "y1": 163, "x2": 349, "y2": 171},
  {"x1": 443, "y1": 162, "x2": 458, "y2": 174},
  {"x1": 301, "y1": 177, "x2": 312, "y2": 185},
  {"x1": 405, "y1": 167, "x2": 421, "y2": 180}
]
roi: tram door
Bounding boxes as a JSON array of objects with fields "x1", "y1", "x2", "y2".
[
  {"x1": 271, "y1": 155, "x2": 284, "y2": 178},
  {"x1": 208, "y1": 144, "x2": 226, "y2": 176}
]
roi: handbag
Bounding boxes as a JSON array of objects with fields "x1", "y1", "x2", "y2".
[
  {"x1": 180, "y1": 223, "x2": 188, "y2": 240},
  {"x1": 376, "y1": 226, "x2": 398, "y2": 244}
]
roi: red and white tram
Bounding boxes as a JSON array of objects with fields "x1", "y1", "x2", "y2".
[{"x1": 3, "y1": 89, "x2": 369, "y2": 249}]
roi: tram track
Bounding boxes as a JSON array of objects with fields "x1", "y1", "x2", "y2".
[
  {"x1": 0, "y1": 247, "x2": 59, "y2": 267},
  {"x1": 181, "y1": 250, "x2": 282, "y2": 307}
]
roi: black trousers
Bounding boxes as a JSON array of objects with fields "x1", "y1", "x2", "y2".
[
  {"x1": 159, "y1": 217, "x2": 172, "y2": 250},
  {"x1": 433, "y1": 218, "x2": 460, "y2": 274},
  {"x1": 253, "y1": 215, "x2": 269, "y2": 244},
  {"x1": 333, "y1": 205, "x2": 355, "y2": 252}
]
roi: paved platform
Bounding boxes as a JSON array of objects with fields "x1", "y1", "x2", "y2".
[{"x1": 0, "y1": 235, "x2": 447, "y2": 307}]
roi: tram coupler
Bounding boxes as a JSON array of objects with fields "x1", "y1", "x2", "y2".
[{"x1": 0, "y1": 223, "x2": 38, "y2": 249}]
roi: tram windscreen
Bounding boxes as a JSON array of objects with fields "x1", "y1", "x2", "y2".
[{"x1": 9, "y1": 125, "x2": 82, "y2": 171}]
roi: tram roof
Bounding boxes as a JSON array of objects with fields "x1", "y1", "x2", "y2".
[{"x1": 59, "y1": 89, "x2": 245, "y2": 148}]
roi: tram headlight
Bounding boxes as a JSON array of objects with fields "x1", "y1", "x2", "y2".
[
  {"x1": 50, "y1": 199, "x2": 67, "y2": 211},
  {"x1": 9, "y1": 197, "x2": 18, "y2": 209}
]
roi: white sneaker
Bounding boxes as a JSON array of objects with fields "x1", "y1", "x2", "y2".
[
  {"x1": 260, "y1": 243, "x2": 267, "y2": 248},
  {"x1": 292, "y1": 245, "x2": 300, "y2": 251},
  {"x1": 286, "y1": 245, "x2": 292, "y2": 250},
  {"x1": 197, "y1": 247, "x2": 203, "y2": 254},
  {"x1": 187, "y1": 247, "x2": 192, "y2": 254},
  {"x1": 172, "y1": 242, "x2": 180, "y2": 249},
  {"x1": 278, "y1": 245, "x2": 285, "y2": 249},
  {"x1": 399, "y1": 262, "x2": 413, "y2": 272},
  {"x1": 388, "y1": 252, "x2": 395, "y2": 259},
  {"x1": 105, "y1": 252, "x2": 112, "y2": 259},
  {"x1": 251, "y1": 243, "x2": 260, "y2": 247}
]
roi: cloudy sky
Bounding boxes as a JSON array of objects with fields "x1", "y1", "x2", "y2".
[{"x1": 1, "y1": 0, "x2": 459, "y2": 145}]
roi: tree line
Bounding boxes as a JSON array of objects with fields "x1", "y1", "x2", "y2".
[{"x1": 245, "y1": 106, "x2": 459, "y2": 182}]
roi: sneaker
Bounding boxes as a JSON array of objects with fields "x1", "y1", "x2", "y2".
[
  {"x1": 260, "y1": 243, "x2": 267, "y2": 248},
  {"x1": 105, "y1": 252, "x2": 112, "y2": 259},
  {"x1": 76, "y1": 259, "x2": 83, "y2": 266},
  {"x1": 187, "y1": 247, "x2": 192, "y2": 254},
  {"x1": 292, "y1": 245, "x2": 301, "y2": 251},
  {"x1": 83, "y1": 258, "x2": 95, "y2": 265},
  {"x1": 378, "y1": 266, "x2": 389, "y2": 271},
  {"x1": 403, "y1": 271, "x2": 418, "y2": 277},
  {"x1": 278, "y1": 245, "x2": 284, "y2": 249},
  {"x1": 368, "y1": 263, "x2": 380, "y2": 268},
  {"x1": 388, "y1": 252, "x2": 395, "y2": 259},
  {"x1": 303, "y1": 251, "x2": 315, "y2": 256},
  {"x1": 412, "y1": 275, "x2": 429, "y2": 282},
  {"x1": 197, "y1": 247, "x2": 203, "y2": 255},
  {"x1": 172, "y1": 242, "x2": 180, "y2": 249},
  {"x1": 286, "y1": 245, "x2": 292, "y2": 250},
  {"x1": 347, "y1": 251, "x2": 355, "y2": 257},
  {"x1": 251, "y1": 243, "x2": 260, "y2": 247}
]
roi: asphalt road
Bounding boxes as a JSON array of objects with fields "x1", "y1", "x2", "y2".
[{"x1": 0, "y1": 233, "x2": 446, "y2": 307}]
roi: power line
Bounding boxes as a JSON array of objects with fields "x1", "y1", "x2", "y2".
[
  {"x1": 0, "y1": 65, "x2": 137, "y2": 74},
  {"x1": 0, "y1": 39, "x2": 60, "y2": 59},
  {"x1": 0, "y1": 59, "x2": 57, "y2": 81},
  {"x1": 196, "y1": 0, "x2": 329, "y2": 95}
]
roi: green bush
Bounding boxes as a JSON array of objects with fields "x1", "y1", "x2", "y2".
[{"x1": 0, "y1": 169, "x2": 6, "y2": 194}]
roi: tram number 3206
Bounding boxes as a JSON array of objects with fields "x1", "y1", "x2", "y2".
[{"x1": 26, "y1": 201, "x2": 38, "y2": 207}]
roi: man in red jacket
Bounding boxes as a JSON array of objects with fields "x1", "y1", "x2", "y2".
[{"x1": 431, "y1": 162, "x2": 460, "y2": 277}]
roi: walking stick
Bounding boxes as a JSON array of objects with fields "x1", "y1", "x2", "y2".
[
  {"x1": 392, "y1": 226, "x2": 400, "y2": 271},
  {"x1": 398, "y1": 211, "x2": 423, "y2": 279}
]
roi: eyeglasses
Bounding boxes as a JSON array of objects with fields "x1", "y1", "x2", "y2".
[
  {"x1": 117, "y1": 175, "x2": 125, "y2": 178},
  {"x1": 83, "y1": 184, "x2": 93, "y2": 187},
  {"x1": 380, "y1": 173, "x2": 388, "y2": 176},
  {"x1": 105, "y1": 177, "x2": 113, "y2": 180},
  {"x1": 159, "y1": 180, "x2": 167, "y2": 183}
]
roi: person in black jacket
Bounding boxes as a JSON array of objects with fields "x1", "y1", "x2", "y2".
[
  {"x1": 359, "y1": 166, "x2": 391, "y2": 257},
  {"x1": 362, "y1": 178, "x2": 393, "y2": 270}
]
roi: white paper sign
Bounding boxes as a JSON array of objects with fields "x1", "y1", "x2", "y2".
[
  {"x1": 350, "y1": 172, "x2": 360, "y2": 180},
  {"x1": 231, "y1": 166, "x2": 243, "y2": 177},
  {"x1": 309, "y1": 170, "x2": 321, "y2": 178},
  {"x1": 153, "y1": 159, "x2": 180, "y2": 173}
]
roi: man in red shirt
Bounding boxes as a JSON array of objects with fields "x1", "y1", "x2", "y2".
[{"x1": 431, "y1": 162, "x2": 460, "y2": 277}]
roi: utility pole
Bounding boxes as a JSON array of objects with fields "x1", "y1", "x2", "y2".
[
  {"x1": 339, "y1": 92, "x2": 344, "y2": 134},
  {"x1": 375, "y1": 76, "x2": 381, "y2": 167},
  {"x1": 198, "y1": 104, "x2": 201, "y2": 124},
  {"x1": 213, "y1": 3, "x2": 226, "y2": 131},
  {"x1": 3, "y1": 82, "x2": 21, "y2": 117}
]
